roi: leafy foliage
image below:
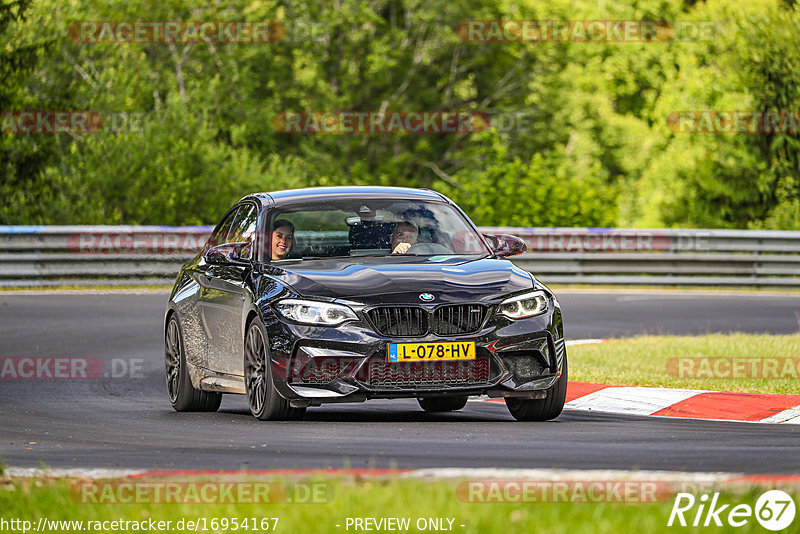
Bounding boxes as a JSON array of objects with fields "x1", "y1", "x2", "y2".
[{"x1": 1, "y1": 0, "x2": 798, "y2": 228}]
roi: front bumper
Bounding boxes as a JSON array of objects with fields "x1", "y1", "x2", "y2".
[{"x1": 264, "y1": 304, "x2": 566, "y2": 406}]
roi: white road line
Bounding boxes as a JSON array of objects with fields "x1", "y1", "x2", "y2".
[
  {"x1": 760, "y1": 405, "x2": 800, "y2": 424},
  {"x1": 404, "y1": 468, "x2": 737, "y2": 483},
  {"x1": 4, "y1": 465, "x2": 741, "y2": 482},
  {"x1": 565, "y1": 339, "x2": 607, "y2": 346},
  {"x1": 5, "y1": 467, "x2": 146, "y2": 478}
]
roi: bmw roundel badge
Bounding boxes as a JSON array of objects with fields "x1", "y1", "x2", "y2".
[{"x1": 419, "y1": 293, "x2": 435, "y2": 302}]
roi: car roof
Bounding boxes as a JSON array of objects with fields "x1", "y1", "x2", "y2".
[{"x1": 240, "y1": 186, "x2": 447, "y2": 207}]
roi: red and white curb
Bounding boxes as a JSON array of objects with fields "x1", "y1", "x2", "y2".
[
  {"x1": 476, "y1": 382, "x2": 800, "y2": 424},
  {"x1": 563, "y1": 383, "x2": 800, "y2": 424},
  {"x1": 476, "y1": 338, "x2": 800, "y2": 424}
]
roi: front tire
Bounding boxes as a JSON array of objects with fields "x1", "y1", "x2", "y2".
[
  {"x1": 506, "y1": 352, "x2": 568, "y2": 422},
  {"x1": 244, "y1": 317, "x2": 306, "y2": 421},
  {"x1": 165, "y1": 315, "x2": 222, "y2": 412},
  {"x1": 418, "y1": 396, "x2": 469, "y2": 412}
]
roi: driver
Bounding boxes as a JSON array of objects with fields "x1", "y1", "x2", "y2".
[
  {"x1": 271, "y1": 220, "x2": 294, "y2": 260},
  {"x1": 390, "y1": 221, "x2": 418, "y2": 254}
]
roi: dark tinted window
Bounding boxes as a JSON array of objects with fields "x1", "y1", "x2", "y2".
[
  {"x1": 206, "y1": 208, "x2": 238, "y2": 249},
  {"x1": 228, "y1": 203, "x2": 259, "y2": 259},
  {"x1": 273, "y1": 200, "x2": 488, "y2": 259}
]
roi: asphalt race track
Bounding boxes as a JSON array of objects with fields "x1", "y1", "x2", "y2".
[{"x1": 1, "y1": 290, "x2": 799, "y2": 473}]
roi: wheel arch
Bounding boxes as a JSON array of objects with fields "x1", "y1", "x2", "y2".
[
  {"x1": 244, "y1": 308, "x2": 260, "y2": 341},
  {"x1": 164, "y1": 306, "x2": 177, "y2": 335}
]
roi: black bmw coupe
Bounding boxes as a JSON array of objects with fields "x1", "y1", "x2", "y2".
[{"x1": 164, "y1": 186, "x2": 567, "y2": 421}]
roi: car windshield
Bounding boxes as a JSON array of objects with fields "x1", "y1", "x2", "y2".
[{"x1": 270, "y1": 199, "x2": 489, "y2": 260}]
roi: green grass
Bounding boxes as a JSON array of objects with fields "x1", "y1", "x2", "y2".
[
  {"x1": 1, "y1": 476, "x2": 796, "y2": 534},
  {"x1": 570, "y1": 334, "x2": 800, "y2": 394}
]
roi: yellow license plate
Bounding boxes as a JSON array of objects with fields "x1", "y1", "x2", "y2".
[{"x1": 387, "y1": 341, "x2": 476, "y2": 362}]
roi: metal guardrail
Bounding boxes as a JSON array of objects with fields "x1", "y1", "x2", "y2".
[
  {"x1": 0, "y1": 226, "x2": 210, "y2": 287},
  {"x1": 493, "y1": 228, "x2": 800, "y2": 287},
  {"x1": 1, "y1": 226, "x2": 799, "y2": 287}
]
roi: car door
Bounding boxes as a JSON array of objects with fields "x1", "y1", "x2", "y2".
[
  {"x1": 179, "y1": 207, "x2": 239, "y2": 371},
  {"x1": 200, "y1": 202, "x2": 259, "y2": 377}
]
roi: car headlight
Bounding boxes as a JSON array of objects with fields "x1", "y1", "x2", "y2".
[
  {"x1": 275, "y1": 299, "x2": 358, "y2": 326},
  {"x1": 498, "y1": 291, "x2": 548, "y2": 319}
]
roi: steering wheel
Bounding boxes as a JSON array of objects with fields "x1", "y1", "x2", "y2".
[{"x1": 405, "y1": 242, "x2": 453, "y2": 254}]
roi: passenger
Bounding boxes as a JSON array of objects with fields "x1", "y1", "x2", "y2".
[
  {"x1": 390, "y1": 221, "x2": 418, "y2": 254},
  {"x1": 271, "y1": 220, "x2": 294, "y2": 260}
]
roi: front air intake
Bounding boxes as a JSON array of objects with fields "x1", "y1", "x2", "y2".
[
  {"x1": 432, "y1": 304, "x2": 487, "y2": 335},
  {"x1": 366, "y1": 306, "x2": 428, "y2": 337}
]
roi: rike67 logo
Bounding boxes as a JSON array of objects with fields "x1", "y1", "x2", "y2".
[{"x1": 668, "y1": 490, "x2": 796, "y2": 531}]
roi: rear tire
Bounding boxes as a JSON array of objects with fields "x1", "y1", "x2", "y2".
[
  {"x1": 418, "y1": 396, "x2": 469, "y2": 412},
  {"x1": 244, "y1": 317, "x2": 306, "y2": 421},
  {"x1": 165, "y1": 315, "x2": 222, "y2": 412},
  {"x1": 506, "y1": 352, "x2": 567, "y2": 422}
]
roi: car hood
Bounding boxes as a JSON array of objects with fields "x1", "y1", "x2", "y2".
[{"x1": 267, "y1": 255, "x2": 533, "y2": 305}]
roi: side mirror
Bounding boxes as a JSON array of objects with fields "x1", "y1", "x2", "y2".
[
  {"x1": 483, "y1": 233, "x2": 527, "y2": 257},
  {"x1": 203, "y1": 242, "x2": 251, "y2": 265}
]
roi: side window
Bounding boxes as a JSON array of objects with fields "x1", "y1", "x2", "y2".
[
  {"x1": 206, "y1": 207, "x2": 239, "y2": 250},
  {"x1": 228, "y1": 203, "x2": 258, "y2": 259}
]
